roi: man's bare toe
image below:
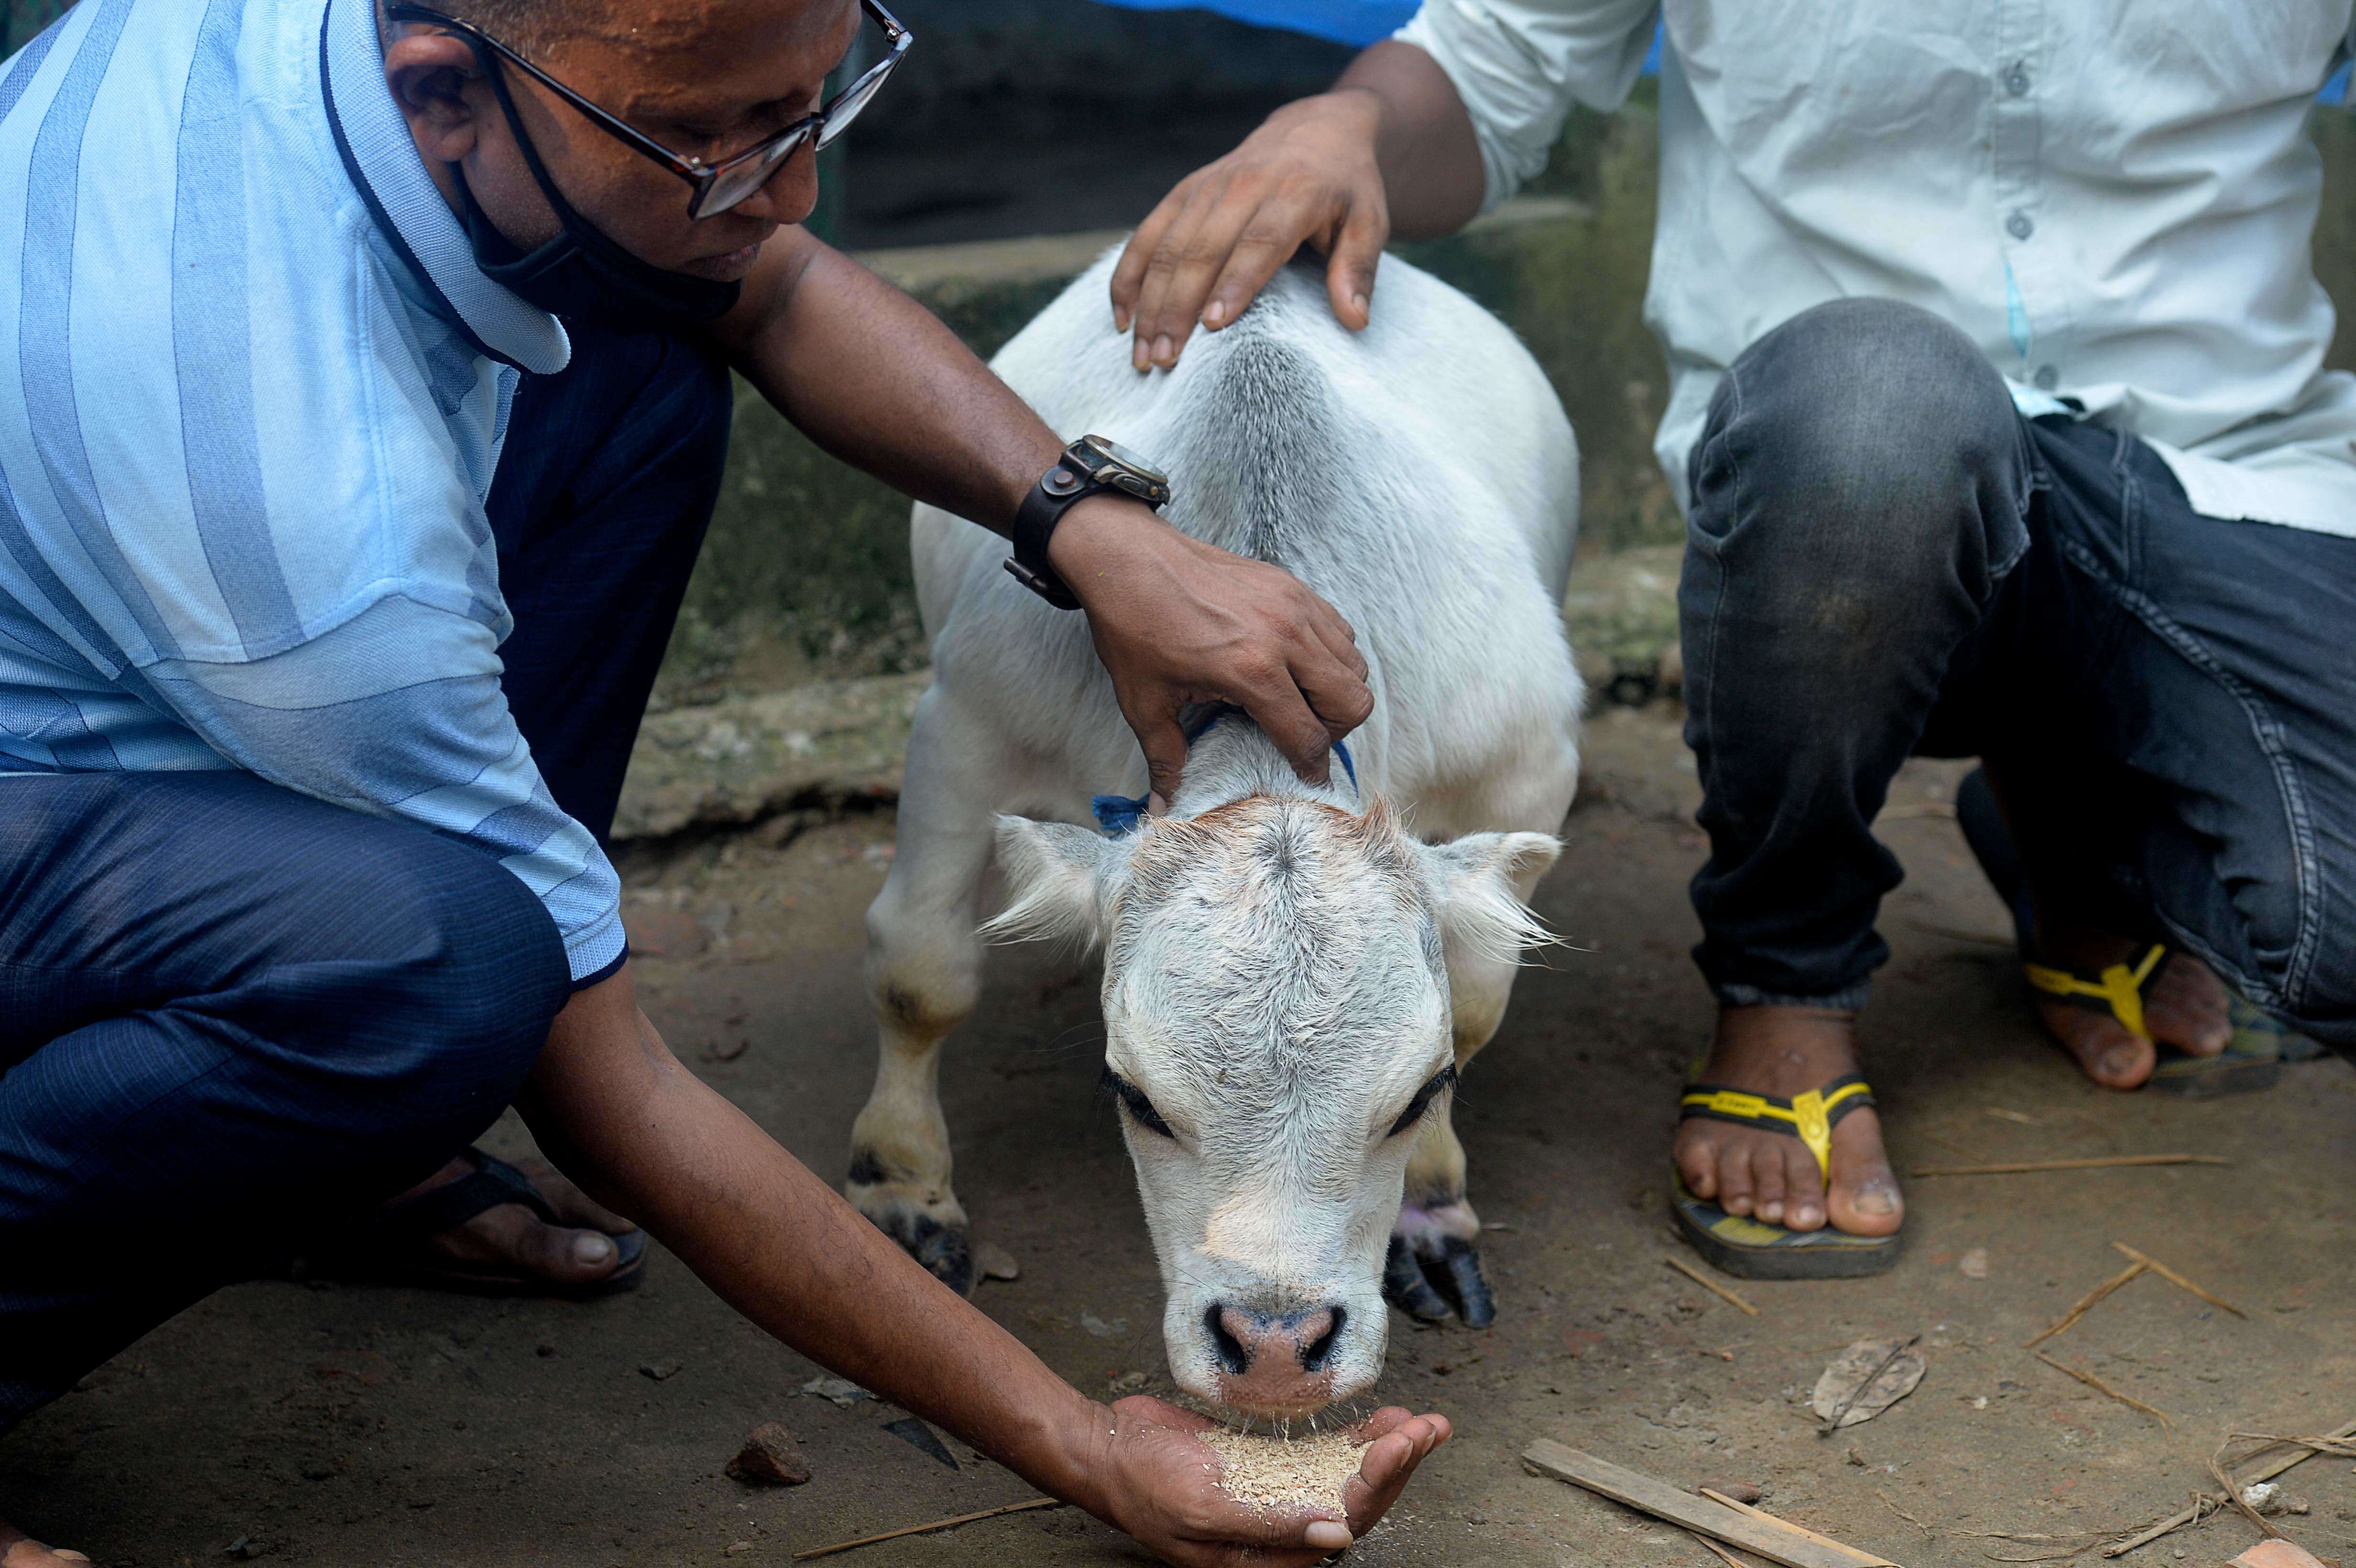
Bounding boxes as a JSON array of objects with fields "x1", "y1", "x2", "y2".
[
  {"x1": 512, "y1": 1160, "x2": 636, "y2": 1236},
  {"x1": 1778, "y1": 1142, "x2": 1826, "y2": 1231},
  {"x1": 464, "y1": 1204, "x2": 627, "y2": 1286},
  {"x1": 1676, "y1": 1133, "x2": 1723, "y2": 1202},
  {"x1": 2042, "y1": 1004, "x2": 2157, "y2": 1089},
  {"x1": 1750, "y1": 1148, "x2": 1790, "y2": 1226},
  {"x1": 2, "y1": 1533, "x2": 92, "y2": 1567},
  {"x1": 2145, "y1": 955, "x2": 2231, "y2": 1056},
  {"x1": 1712, "y1": 1142, "x2": 1758, "y2": 1218},
  {"x1": 1822, "y1": 1111, "x2": 1902, "y2": 1236}
]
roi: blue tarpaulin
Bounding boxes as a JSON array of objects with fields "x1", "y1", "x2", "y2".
[{"x1": 1084, "y1": 0, "x2": 1419, "y2": 47}]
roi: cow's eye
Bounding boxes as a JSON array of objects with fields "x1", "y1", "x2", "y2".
[
  {"x1": 1386, "y1": 1064, "x2": 1457, "y2": 1138},
  {"x1": 1101, "y1": 1067, "x2": 1176, "y2": 1139}
]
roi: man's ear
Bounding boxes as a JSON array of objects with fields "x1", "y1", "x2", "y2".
[
  {"x1": 1419, "y1": 830, "x2": 1563, "y2": 968},
  {"x1": 383, "y1": 30, "x2": 488, "y2": 165},
  {"x1": 980, "y1": 817, "x2": 1127, "y2": 949}
]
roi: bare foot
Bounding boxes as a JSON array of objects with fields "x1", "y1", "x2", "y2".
[
  {"x1": 386, "y1": 1153, "x2": 640, "y2": 1289},
  {"x1": 1673, "y1": 1007, "x2": 1904, "y2": 1236},
  {"x1": 2031, "y1": 924, "x2": 2231, "y2": 1090},
  {"x1": 1, "y1": 1517, "x2": 92, "y2": 1566}
]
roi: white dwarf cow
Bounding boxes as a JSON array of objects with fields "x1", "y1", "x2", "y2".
[{"x1": 851, "y1": 252, "x2": 1581, "y2": 1416}]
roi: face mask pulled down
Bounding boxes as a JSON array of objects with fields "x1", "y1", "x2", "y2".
[{"x1": 455, "y1": 61, "x2": 742, "y2": 333}]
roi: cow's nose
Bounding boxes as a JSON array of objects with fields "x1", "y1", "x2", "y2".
[{"x1": 1208, "y1": 1304, "x2": 1346, "y2": 1374}]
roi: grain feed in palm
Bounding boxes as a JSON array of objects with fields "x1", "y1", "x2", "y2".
[{"x1": 1198, "y1": 1427, "x2": 1361, "y2": 1513}]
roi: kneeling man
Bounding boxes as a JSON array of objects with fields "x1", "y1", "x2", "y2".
[
  {"x1": 0, "y1": 0, "x2": 1446, "y2": 1560},
  {"x1": 1113, "y1": 0, "x2": 2356, "y2": 1279}
]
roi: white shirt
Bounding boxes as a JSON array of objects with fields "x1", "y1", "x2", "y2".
[{"x1": 1397, "y1": 0, "x2": 2356, "y2": 535}]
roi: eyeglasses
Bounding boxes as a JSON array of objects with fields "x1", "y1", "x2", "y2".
[{"x1": 385, "y1": 0, "x2": 912, "y2": 219}]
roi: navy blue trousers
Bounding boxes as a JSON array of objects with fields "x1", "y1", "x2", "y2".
[
  {"x1": 1683, "y1": 298, "x2": 2356, "y2": 1043},
  {"x1": 0, "y1": 327, "x2": 732, "y2": 1429}
]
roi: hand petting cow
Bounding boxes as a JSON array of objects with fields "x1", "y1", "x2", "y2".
[{"x1": 850, "y1": 250, "x2": 1582, "y2": 1417}]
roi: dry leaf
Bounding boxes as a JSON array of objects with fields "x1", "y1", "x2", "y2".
[{"x1": 1812, "y1": 1337, "x2": 1927, "y2": 1428}]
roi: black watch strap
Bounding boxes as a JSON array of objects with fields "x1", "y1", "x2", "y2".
[{"x1": 1005, "y1": 459, "x2": 1098, "y2": 610}]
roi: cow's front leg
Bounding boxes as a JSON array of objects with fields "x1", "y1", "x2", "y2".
[
  {"x1": 1388, "y1": 1098, "x2": 1490, "y2": 1326},
  {"x1": 1385, "y1": 832, "x2": 1556, "y2": 1328},
  {"x1": 850, "y1": 690, "x2": 1003, "y2": 1296}
]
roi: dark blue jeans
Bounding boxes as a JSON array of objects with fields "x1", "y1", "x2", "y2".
[
  {"x1": 0, "y1": 327, "x2": 731, "y2": 1430},
  {"x1": 1683, "y1": 298, "x2": 2356, "y2": 1045}
]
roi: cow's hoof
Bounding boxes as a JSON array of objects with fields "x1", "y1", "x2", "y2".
[
  {"x1": 1435, "y1": 1236, "x2": 1497, "y2": 1328},
  {"x1": 848, "y1": 1173, "x2": 975, "y2": 1297},
  {"x1": 1383, "y1": 1233, "x2": 1498, "y2": 1328},
  {"x1": 876, "y1": 1208, "x2": 973, "y2": 1296},
  {"x1": 1384, "y1": 1234, "x2": 1454, "y2": 1322}
]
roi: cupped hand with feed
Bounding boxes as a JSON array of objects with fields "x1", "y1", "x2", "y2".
[
  {"x1": 1084, "y1": 1395, "x2": 1451, "y2": 1566},
  {"x1": 1, "y1": 1523, "x2": 92, "y2": 1567},
  {"x1": 1049, "y1": 495, "x2": 1374, "y2": 809},
  {"x1": 1109, "y1": 88, "x2": 1390, "y2": 371}
]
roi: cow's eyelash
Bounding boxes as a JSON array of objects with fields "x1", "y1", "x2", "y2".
[
  {"x1": 1100, "y1": 1067, "x2": 1175, "y2": 1138},
  {"x1": 1386, "y1": 1064, "x2": 1457, "y2": 1138}
]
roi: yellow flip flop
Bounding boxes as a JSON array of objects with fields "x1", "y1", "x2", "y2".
[
  {"x1": 2027, "y1": 942, "x2": 2292, "y2": 1098},
  {"x1": 1670, "y1": 1073, "x2": 1901, "y2": 1280}
]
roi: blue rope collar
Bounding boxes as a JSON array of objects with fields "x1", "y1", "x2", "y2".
[{"x1": 1091, "y1": 704, "x2": 1358, "y2": 836}]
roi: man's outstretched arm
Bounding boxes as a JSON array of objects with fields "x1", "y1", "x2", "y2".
[
  {"x1": 518, "y1": 969, "x2": 1450, "y2": 1568},
  {"x1": 703, "y1": 229, "x2": 1372, "y2": 810}
]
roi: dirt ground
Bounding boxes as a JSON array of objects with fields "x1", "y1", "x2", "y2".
[{"x1": 9, "y1": 702, "x2": 2355, "y2": 1568}]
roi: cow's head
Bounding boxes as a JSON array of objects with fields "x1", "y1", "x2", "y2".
[{"x1": 986, "y1": 795, "x2": 1558, "y2": 1416}]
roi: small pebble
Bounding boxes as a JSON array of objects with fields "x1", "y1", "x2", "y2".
[
  {"x1": 639, "y1": 1361, "x2": 681, "y2": 1382},
  {"x1": 1702, "y1": 1480, "x2": 1763, "y2": 1504},
  {"x1": 1959, "y1": 1248, "x2": 1989, "y2": 1279},
  {"x1": 536, "y1": 1343, "x2": 556, "y2": 1358},
  {"x1": 726, "y1": 1422, "x2": 811, "y2": 1487}
]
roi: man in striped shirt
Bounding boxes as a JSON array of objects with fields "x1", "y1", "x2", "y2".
[{"x1": 0, "y1": 0, "x2": 1451, "y2": 1560}]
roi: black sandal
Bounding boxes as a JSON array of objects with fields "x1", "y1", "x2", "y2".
[
  {"x1": 1670, "y1": 1071, "x2": 1903, "y2": 1279},
  {"x1": 1956, "y1": 767, "x2": 2316, "y2": 1098},
  {"x1": 316, "y1": 1148, "x2": 648, "y2": 1298}
]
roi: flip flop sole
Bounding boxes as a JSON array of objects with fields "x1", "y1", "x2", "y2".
[
  {"x1": 2148, "y1": 996, "x2": 2288, "y2": 1098},
  {"x1": 354, "y1": 1228, "x2": 651, "y2": 1299},
  {"x1": 1670, "y1": 1175, "x2": 1901, "y2": 1280}
]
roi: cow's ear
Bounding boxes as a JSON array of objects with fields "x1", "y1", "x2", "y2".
[
  {"x1": 982, "y1": 817, "x2": 1124, "y2": 948},
  {"x1": 1420, "y1": 830, "x2": 1562, "y2": 968}
]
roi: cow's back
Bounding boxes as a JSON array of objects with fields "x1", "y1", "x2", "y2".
[{"x1": 914, "y1": 251, "x2": 1580, "y2": 817}]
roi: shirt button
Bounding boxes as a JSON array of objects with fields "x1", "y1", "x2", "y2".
[
  {"x1": 2033, "y1": 365, "x2": 2059, "y2": 391},
  {"x1": 2003, "y1": 65, "x2": 2030, "y2": 97},
  {"x1": 2007, "y1": 209, "x2": 2035, "y2": 240}
]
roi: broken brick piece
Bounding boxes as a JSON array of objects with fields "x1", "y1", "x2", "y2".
[
  {"x1": 2231, "y1": 1542, "x2": 2327, "y2": 1568},
  {"x1": 726, "y1": 1422, "x2": 811, "y2": 1487},
  {"x1": 1700, "y1": 1479, "x2": 1764, "y2": 1504}
]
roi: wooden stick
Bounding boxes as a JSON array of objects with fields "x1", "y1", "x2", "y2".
[
  {"x1": 1693, "y1": 1529, "x2": 1771, "y2": 1568},
  {"x1": 1666, "y1": 1255, "x2": 1761, "y2": 1316},
  {"x1": 790, "y1": 1497, "x2": 1062, "y2": 1560},
  {"x1": 2103, "y1": 1420, "x2": 2356, "y2": 1557},
  {"x1": 2023, "y1": 1262, "x2": 2147, "y2": 1348},
  {"x1": 2109, "y1": 1242, "x2": 2247, "y2": 1318},
  {"x1": 1911, "y1": 1155, "x2": 2228, "y2": 1176},
  {"x1": 2209, "y1": 1439, "x2": 2282, "y2": 1543},
  {"x1": 2030, "y1": 1350, "x2": 2174, "y2": 1428},
  {"x1": 1699, "y1": 1490, "x2": 1894, "y2": 1566},
  {"x1": 1522, "y1": 1440, "x2": 1886, "y2": 1568}
]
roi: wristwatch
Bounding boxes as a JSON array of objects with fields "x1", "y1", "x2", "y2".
[{"x1": 1006, "y1": 434, "x2": 1174, "y2": 609}]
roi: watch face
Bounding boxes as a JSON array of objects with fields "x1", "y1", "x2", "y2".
[{"x1": 1077, "y1": 434, "x2": 1168, "y2": 487}]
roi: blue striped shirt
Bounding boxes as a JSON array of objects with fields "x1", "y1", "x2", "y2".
[{"x1": 0, "y1": 0, "x2": 624, "y2": 982}]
